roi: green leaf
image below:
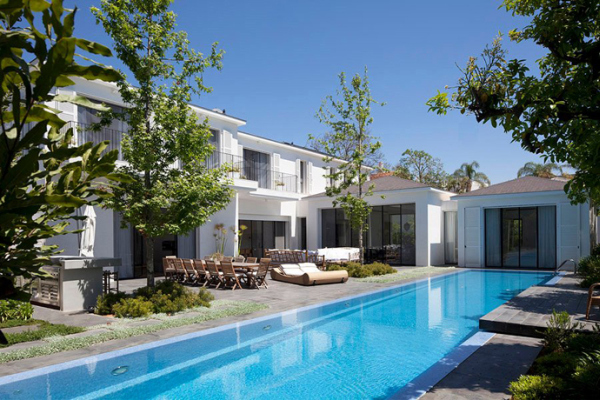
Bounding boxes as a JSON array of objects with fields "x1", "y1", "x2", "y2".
[
  {"x1": 53, "y1": 94, "x2": 110, "y2": 111},
  {"x1": 44, "y1": 194, "x2": 86, "y2": 208},
  {"x1": 75, "y1": 38, "x2": 112, "y2": 57}
]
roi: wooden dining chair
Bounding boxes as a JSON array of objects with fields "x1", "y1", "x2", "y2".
[
  {"x1": 222, "y1": 256, "x2": 234, "y2": 262},
  {"x1": 182, "y1": 259, "x2": 197, "y2": 285},
  {"x1": 205, "y1": 260, "x2": 223, "y2": 289},
  {"x1": 219, "y1": 261, "x2": 243, "y2": 291},
  {"x1": 163, "y1": 258, "x2": 176, "y2": 281},
  {"x1": 260, "y1": 258, "x2": 272, "y2": 270},
  {"x1": 173, "y1": 258, "x2": 187, "y2": 282},
  {"x1": 248, "y1": 262, "x2": 269, "y2": 289},
  {"x1": 586, "y1": 283, "x2": 600, "y2": 320},
  {"x1": 246, "y1": 257, "x2": 258, "y2": 264},
  {"x1": 193, "y1": 259, "x2": 210, "y2": 287},
  {"x1": 233, "y1": 255, "x2": 245, "y2": 263}
]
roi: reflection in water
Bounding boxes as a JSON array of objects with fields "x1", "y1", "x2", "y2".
[{"x1": 0, "y1": 271, "x2": 551, "y2": 400}]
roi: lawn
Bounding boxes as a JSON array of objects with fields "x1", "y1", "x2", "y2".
[{"x1": 0, "y1": 319, "x2": 84, "y2": 348}]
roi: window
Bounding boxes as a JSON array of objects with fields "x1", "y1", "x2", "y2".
[
  {"x1": 239, "y1": 220, "x2": 286, "y2": 258},
  {"x1": 300, "y1": 161, "x2": 307, "y2": 193},
  {"x1": 243, "y1": 149, "x2": 270, "y2": 188},
  {"x1": 77, "y1": 99, "x2": 128, "y2": 160}
]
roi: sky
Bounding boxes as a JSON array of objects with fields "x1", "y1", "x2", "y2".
[{"x1": 71, "y1": 0, "x2": 549, "y2": 184}]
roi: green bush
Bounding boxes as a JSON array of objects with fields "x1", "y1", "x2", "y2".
[
  {"x1": 95, "y1": 292, "x2": 128, "y2": 315},
  {"x1": 326, "y1": 262, "x2": 396, "y2": 278},
  {"x1": 112, "y1": 298, "x2": 154, "y2": 318},
  {"x1": 591, "y1": 244, "x2": 600, "y2": 257},
  {"x1": 509, "y1": 375, "x2": 564, "y2": 400},
  {"x1": 543, "y1": 310, "x2": 581, "y2": 353},
  {"x1": 572, "y1": 350, "x2": 600, "y2": 397},
  {"x1": 0, "y1": 299, "x2": 33, "y2": 322},
  {"x1": 578, "y1": 254, "x2": 600, "y2": 288},
  {"x1": 531, "y1": 352, "x2": 579, "y2": 377}
]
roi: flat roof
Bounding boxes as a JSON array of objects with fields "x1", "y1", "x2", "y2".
[{"x1": 305, "y1": 175, "x2": 433, "y2": 199}]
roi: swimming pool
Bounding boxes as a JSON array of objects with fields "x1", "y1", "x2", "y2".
[{"x1": 0, "y1": 270, "x2": 552, "y2": 399}]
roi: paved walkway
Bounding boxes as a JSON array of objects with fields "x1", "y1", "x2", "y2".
[
  {"x1": 0, "y1": 266, "x2": 455, "y2": 377},
  {"x1": 480, "y1": 273, "x2": 598, "y2": 337},
  {"x1": 422, "y1": 334, "x2": 542, "y2": 400}
]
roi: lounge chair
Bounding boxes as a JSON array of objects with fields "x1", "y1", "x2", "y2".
[
  {"x1": 270, "y1": 263, "x2": 348, "y2": 286},
  {"x1": 586, "y1": 283, "x2": 600, "y2": 320}
]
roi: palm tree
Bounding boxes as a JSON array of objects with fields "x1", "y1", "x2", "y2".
[
  {"x1": 454, "y1": 161, "x2": 490, "y2": 192},
  {"x1": 517, "y1": 162, "x2": 563, "y2": 179}
]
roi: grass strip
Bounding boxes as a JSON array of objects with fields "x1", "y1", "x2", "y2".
[
  {"x1": 0, "y1": 319, "x2": 43, "y2": 329},
  {"x1": 357, "y1": 266, "x2": 456, "y2": 283},
  {"x1": 1, "y1": 322, "x2": 84, "y2": 348},
  {"x1": 0, "y1": 301, "x2": 268, "y2": 364}
]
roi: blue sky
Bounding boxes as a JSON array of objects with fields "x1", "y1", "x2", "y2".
[{"x1": 72, "y1": 0, "x2": 548, "y2": 184}]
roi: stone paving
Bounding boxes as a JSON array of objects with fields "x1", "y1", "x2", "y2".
[
  {"x1": 0, "y1": 266, "x2": 455, "y2": 377},
  {"x1": 480, "y1": 273, "x2": 599, "y2": 337},
  {"x1": 422, "y1": 334, "x2": 543, "y2": 400}
]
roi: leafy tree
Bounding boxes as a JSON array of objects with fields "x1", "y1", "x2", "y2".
[
  {"x1": 93, "y1": 0, "x2": 233, "y2": 286},
  {"x1": 517, "y1": 162, "x2": 563, "y2": 179},
  {"x1": 453, "y1": 161, "x2": 490, "y2": 193},
  {"x1": 309, "y1": 129, "x2": 386, "y2": 168},
  {"x1": 312, "y1": 68, "x2": 384, "y2": 264},
  {"x1": 0, "y1": 0, "x2": 121, "y2": 297},
  {"x1": 394, "y1": 149, "x2": 447, "y2": 188},
  {"x1": 427, "y1": 0, "x2": 600, "y2": 204}
]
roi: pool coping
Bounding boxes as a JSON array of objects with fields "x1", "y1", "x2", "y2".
[{"x1": 0, "y1": 268, "x2": 556, "y2": 392}]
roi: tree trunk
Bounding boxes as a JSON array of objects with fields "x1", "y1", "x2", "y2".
[
  {"x1": 358, "y1": 221, "x2": 364, "y2": 265},
  {"x1": 145, "y1": 235, "x2": 155, "y2": 287}
]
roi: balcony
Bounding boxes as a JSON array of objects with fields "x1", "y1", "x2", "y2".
[
  {"x1": 206, "y1": 151, "x2": 298, "y2": 192},
  {"x1": 62, "y1": 121, "x2": 125, "y2": 160}
]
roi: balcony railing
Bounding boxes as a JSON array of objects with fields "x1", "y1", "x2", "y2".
[{"x1": 62, "y1": 121, "x2": 125, "y2": 160}]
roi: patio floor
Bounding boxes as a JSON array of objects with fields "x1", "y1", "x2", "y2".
[
  {"x1": 0, "y1": 266, "x2": 455, "y2": 377},
  {"x1": 479, "y1": 273, "x2": 599, "y2": 337}
]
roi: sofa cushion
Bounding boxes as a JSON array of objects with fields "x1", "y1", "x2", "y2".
[
  {"x1": 281, "y1": 264, "x2": 304, "y2": 276},
  {"x1": 298, "y1": 263, "x2": 320, "y2": 273}
]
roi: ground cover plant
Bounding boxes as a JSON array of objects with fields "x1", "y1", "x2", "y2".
[
  {"x1": 0, "y1": 299, "x2": 33, "y2": 322},
  {"x1": 509, "y1": 311, "x2": 600, "y2": 399},
  {"x1": 0, "y1": 320, "x2": 84, "y2": 348},
  {"x1": 327, "y1": 262, "x2": 397, "y2": 278},
  {"x1": 95, "y1": 280, "x2": 214, "y2": 318},
  {"x1": 0, "y1": 300, "x2": 268, "y2": 363}
]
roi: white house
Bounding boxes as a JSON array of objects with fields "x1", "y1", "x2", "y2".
[{"x1": 47, "y1": 79, "x2": 597, "y2": 277}]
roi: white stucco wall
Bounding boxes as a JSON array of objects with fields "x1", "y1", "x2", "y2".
[
  {"x1": 301, "y1": 188, "x2": 453, "y2": 266},
  {"x1": 454, "y1": 191, "x2": 593, "y2": 268}
]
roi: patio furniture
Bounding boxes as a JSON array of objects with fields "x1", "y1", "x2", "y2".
[
  {"x1": 163, "y1": 257, "x2": 177, "y2": 281},
  {"x1": 205, "y1": 260, "x2": 223, "y2": 288},
  {"x1": 233, "y1": 255, "x2": 245, "y2": 263},
  {"x1": 220, "y1": 261, "x2": 244, "y2": 290},
  {"x1": 222, "y1": 256, "x2": 234, "y2": 262},
  {"x1": 173, "y1": 259, "x2": 187, "y2": 282},
  {"x1": 246, "y1": 257, "x2": 258, "y2": 263},
  {"x1": 102, "y1": 267, "x2": 119, "y2": 294},
  {"x1": 193, "y1": 259, "x2": 210, "y2": 287},
  {"x1": 247, "y1": 262, "x2": 269, "y2": 289},
  {"x1": 182, "y1": 259, "x2": 197, "y2": 284},
  {"x1": 270, "y1": 263, "x2": 348, "y2": 286},
  {"x1": 586, "y1": 283, "x2": 600, "y2": 320},
  {"x1": 317, "y1": 247, "x2": 360, "y2": 264}
]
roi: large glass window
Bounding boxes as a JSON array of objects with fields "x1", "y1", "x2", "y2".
[
  {"x1": 485, "y1": 206, "x2": 556, "y2": 269},
  {"x1": 243, "y1": 149, "x2": 270, "y2": 188},
  {"x1": 77, "y1": 100, "x2": 128, "y2": 159},
  {"x1": 321, "y1": 203, "x2": 416, "y2": 265},
  {"x1": 239, "y1": 220, "x2": 286, "y2": 258}
]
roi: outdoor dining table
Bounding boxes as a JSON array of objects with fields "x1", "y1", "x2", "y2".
[{"x1": 231, "y1": 262, "x2": 260, "y2": 272}]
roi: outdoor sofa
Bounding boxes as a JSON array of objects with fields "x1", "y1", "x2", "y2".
[{"x1": 270, "y1": 263, "x2": 348, "y2": 286}]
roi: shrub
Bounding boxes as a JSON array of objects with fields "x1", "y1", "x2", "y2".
[
  {"x1": 578, "y1": 254, "x2": 600, "y2": 288},
  {"x1": 95, "y1": 292, "x2": 128, "y2": 315},
  {"x1": 543, "y1": 310, "x2": 581, "y2": 353},
  {"x1": 0, "y1": 299, "x2": 33, "y2": 322},
  {"x1": 135, "y1": 281, "x2": 214, "y2": 315},
  {"x1": 531, "y1": 352, "x2": 579, "y2": 377},
  {"x1": 327, "y1": 262, "x2": 396, "y2": 278},
  {"x1": 573, "y1": 350, "x2": 600, "y2": 396},
  {"x1": 112, "y1": 298, "x2": 154, "y2": 318},
  {"x1": 509, "y1": 375, "x2": 564, "y2": 400},
  {"x1": 591, "y1": 244, "x2": 600, "y2": 257}
]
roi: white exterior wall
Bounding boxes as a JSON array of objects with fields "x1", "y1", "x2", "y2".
[
  {"x1": 455, "y1": 191, "x2": 593, "y2": 268},
  {"x1": 302, "y1": 188, "x2": 453, "y2": 266}
]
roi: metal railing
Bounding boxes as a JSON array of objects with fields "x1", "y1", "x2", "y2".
[
  {"x1": 62, "y1": 121, "x2": 125, "y2": 160},
  {"x1": 557, "y1": 258, "x2": 577, "y2": 273}
]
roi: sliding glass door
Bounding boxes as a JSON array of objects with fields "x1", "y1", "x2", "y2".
[
  {"x1": 239, "y1": 220, "x2": 286, "y2": 258},
  {"x1": 485, "y1": 206, "x2": 556, "y2": 269}
]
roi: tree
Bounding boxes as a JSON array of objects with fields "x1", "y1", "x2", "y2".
[
  {"x1": 394, "y1": 149, "x2": 447, "y2": 188},
  {"x1": 453, "y1": 162, "x2": 490, "y2": 193},
  {"x1": 517, "y1": 162, "x2": 563, "y2": 179},
  {"x1": 93, "y1": 0, "x2": 233, "y2": 286},
  {"x1": 309, "y1": 129, "x2": 386, "y2": 168},
  {"x1": 0, "y1": 0, "x2": 122, "y2": 297},
  {"x1": 427, "y1": 0, "x2": 600, "y2": 204},
  {"x1": 312, "y1": 68, "x2": 384, "y2": 264}
]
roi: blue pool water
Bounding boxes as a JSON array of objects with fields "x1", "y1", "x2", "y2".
[{"x1": 0, "y1": 270, "x2": 552, "y2": 400}]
